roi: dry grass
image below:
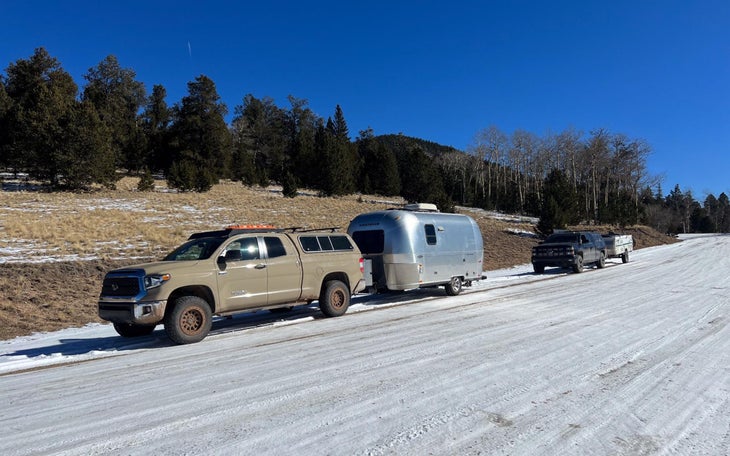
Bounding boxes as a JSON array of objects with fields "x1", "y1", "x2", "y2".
[{"x1": 0, "y1": 178, "x2": 677, "y2": 340}]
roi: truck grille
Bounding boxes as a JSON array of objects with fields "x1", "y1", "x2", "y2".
[{"x1": 101, "y1": 277, "x2": 141, "y2": 297}]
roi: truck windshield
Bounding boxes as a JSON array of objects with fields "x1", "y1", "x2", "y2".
[
  {"x1": 545, "y1": 234, "x2": 579, "y2": 244},
  {"x1": 163, "y1": 237, "x2": 225, "y2": 261}
]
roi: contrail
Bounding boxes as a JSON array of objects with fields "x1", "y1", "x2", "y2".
[{"x1": 187, "y1": 41, "x2": 192, "y2": 58}]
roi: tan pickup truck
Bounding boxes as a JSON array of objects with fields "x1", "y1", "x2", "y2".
[{"x1": 99, "y1": 226, "x2": 366, "y2": 344}]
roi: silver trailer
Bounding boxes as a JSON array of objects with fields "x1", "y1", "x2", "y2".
[{"x1": 347, "y1": 204, "x2": 485, "y2": 295}]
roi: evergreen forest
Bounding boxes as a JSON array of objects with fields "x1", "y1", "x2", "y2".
[{"x1": 1, "y1": 48, "x2": 728, "y2": 235}]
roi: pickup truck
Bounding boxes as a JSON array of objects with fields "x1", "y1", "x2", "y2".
[
  {"x1": 531, "y1": 231, "x2": 607, "y2": 274},
  {"x1": 602, "y1": 233, "x2": 634, "y2": 263},
  {"x1": 99, "y1": 226, "x2": 366, "y2": 344}
]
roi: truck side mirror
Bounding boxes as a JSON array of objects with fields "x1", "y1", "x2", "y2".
[{"x1": 217, "y1": 255, "x2": 227, "y2": 271}]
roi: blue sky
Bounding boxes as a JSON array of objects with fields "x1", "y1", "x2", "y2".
[{"x1": 2, "y1": 1, "x2": 729, "y2": 199}]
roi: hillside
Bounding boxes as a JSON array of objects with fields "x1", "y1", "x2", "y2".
[{"x1": 0, "y1": 179, "x2": 676, "y2": 340}]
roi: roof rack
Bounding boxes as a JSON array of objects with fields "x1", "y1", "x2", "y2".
[
  {"x1": 187, "y1": 225, "x2": 341, "y2": 240},
  {"x1": 292, "y1": 226, "x2": 341, "y2": 233}
]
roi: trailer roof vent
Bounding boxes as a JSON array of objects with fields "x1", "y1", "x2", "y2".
[{"x1": 404, "y1": 203, "x2": 439, "y2": 212}]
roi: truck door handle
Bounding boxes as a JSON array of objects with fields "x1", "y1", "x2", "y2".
[{"x1": 255, "y1": 264, "x2": 267, "y2": 269}]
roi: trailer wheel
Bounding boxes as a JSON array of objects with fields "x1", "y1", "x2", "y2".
[
  {"x1": 164, "y1": 296, "x2": 212, "y2": 344},
  {"x1": 319, "y1": 280, "x2": 350, "y2": 317},
  {"x1": 622, "y1": 251, "x2": 630, "y2": 263},
  {"x1": 573, "y1": 255, "x2": 584, "y2": 273},
  {"x1": 113, "y1": 323, "x2": 156, "y2": 338},
  {"x1": 596, "y1": 251, "x2": 606, "y2": 269},
  {"x1": 445, "y1": 276, "x2": 462, "y2": 296},
  {"x1": 533, "y1": 264, "x2": 545, "y2": 274}
]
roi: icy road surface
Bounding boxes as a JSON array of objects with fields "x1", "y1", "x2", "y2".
[{"x1": 1, "y1": 235, "x2": 728, "y2": 455}]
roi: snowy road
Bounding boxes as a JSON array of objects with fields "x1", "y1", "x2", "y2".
[{"x1": 1, "y1": 235, "x2": 729, "y2": 455}]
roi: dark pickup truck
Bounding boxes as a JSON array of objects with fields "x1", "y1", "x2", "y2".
[{"x1": 531, "y1": 231, "x2": 607, "y2": 273}]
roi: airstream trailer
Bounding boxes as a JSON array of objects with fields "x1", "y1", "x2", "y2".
[{"x1": 347, "y1": 204, "x2": 485, "y2": 295}]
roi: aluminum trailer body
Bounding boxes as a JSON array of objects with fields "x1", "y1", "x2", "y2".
[{"x1": 347, "y1": 206, "x2": 484, "y2": 294}]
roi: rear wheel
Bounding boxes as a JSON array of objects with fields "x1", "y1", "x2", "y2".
[
  {"x1": 573, "y1": 255, "x2": 584, "y2": 273},
  {"x1": 445, "y1": 276, "x2": 463, "y2": 296},
  {"x1": 113, "y1": 323, "x2": 156, "y2": 338},
  {"x1": 596, "y1": 252, "x2": 606, "y2": 269},
  {"x1": 622, "y1": 251, "x2": 630, "y2": 263},
  {"x1": 533, "y1": 264, "x2": 545, "y2": 274},
  {"x1": 164, "y1": 296, "x2": 212, "y2": 344},
  {"x1": 319, "y1": 280, "x2": 350, "y2": 317}
]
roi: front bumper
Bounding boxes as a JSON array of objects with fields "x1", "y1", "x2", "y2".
[
  {"x1": 531, "y1": 256, "x2": 578, "y2": 269},
  {"x1": 98, "y1": 299, "x2": 167, "y2": 325}
]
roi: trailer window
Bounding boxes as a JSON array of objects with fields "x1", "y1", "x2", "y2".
[
  {"x1": 351, "y1": 230, "x2": 384, "y2": 254},
  {"x1": 425, "y1": 224, "x2": 437, "y2": 245}
]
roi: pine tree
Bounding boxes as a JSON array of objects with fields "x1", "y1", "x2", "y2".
[
  {"x1": 169, "y1": 75, "x2": 232, "y2": 191},
  {"x1": 141, "y1": 84, "x2": 172, "y2": 173},
  {"x1": 3, "y1": 47, "x2": 78, "y2": 186},
  {"x1": 82, "y1": 55, "x2": 146, "y2": 172},
  {"x1": 537, "y1": 169, "x2": 580, "y2": 235}
]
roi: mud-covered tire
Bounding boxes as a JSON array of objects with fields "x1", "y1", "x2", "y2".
[
  {"x1": 445, "y1": 276, "x2": 462, "y2": 296},
  {"x1": 622, "y1": 251, "x2": 629, "y2": 263},
  {"x1": 533, "y1": 264, "x2": 545, "y2": 274},
  {"x1": 164, "y1": 296, "x2": 212, "y2": 344},
  {"x1": 319, "y1": 280, "x2": 350, "y2": 317},
  {"x1": 573, "y1": 255, "x2": 584, "y2": 273},
  {"x1": 596, "y1": 252, "x2": 606, "y2": 269},
  {"x1": 113, "y1": 322, "x2": 156, "y2": 338}
]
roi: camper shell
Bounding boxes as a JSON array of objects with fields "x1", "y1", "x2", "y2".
[{"x1": 347, "y1": 204, "x2": 485, "y2": 295}]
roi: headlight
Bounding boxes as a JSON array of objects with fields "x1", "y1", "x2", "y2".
[{"x1": 144, "y1": 273, "x2": 171, "y2": 290}]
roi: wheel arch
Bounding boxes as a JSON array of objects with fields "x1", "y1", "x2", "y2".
[
  {"x1": 167, "y1": 285, "x2": 216, "y2": 315},
  {"x1": 320, "y1": 272, "x2": 350, "y2": 295}
]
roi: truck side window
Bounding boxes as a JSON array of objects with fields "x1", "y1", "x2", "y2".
[
  {"x1": 425, "y1": 224, "x2": 437, "y2": 245},
  {"x1": 330, "y1": 235, "x2": 354, "y2": 250},
  {"x1": 264, "y1": 237, "x2": 287, "y2": 258},
  {"x1": 300, "y1": 236, "x2": 320, "y2": 252},
  {"x1": 239, "y1": 237, "x2": 260, "y2": 260},
  {"x1": 317, "y1": 236, "x2": 334, "y2": 251},
  {"x1": 581, "y1": 235, "x2": 589, "y2": 244}
]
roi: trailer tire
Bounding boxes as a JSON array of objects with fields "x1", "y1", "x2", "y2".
[
  {"x1": 319, "y1": 280, "x2": 350, "y2": 317},
  {"x1": 113, "y1": 323, "x2": 156, "y2": 338},
  {"x1": 622, "y1": 251, "x2": 629, "y2": 263},
  {"x1": 596, "y1": 251, "x2": 606, "y2": 269},
  {"x1": 533, "y1": 264, "x2": 545, "y2": 274},
  {"x1": 573, "y1": 255, "x2": 584, "y2": 273},
  {"x1": 164, "y1": 296, "x2": 212, "y2": 344},
  {"x1": 445, "y1": 276, "x2": 462, "y2": 296}
]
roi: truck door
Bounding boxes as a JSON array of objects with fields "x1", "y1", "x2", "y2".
[
  {"x1": 216, "y1": 236, "x2": 268, "y2": 311},
  {"x1": 580, "y1": 234, "x2": 597, "y2": 261},
  {"x1": 262, "y1": 235, "x2": 302, "y2": 304}
]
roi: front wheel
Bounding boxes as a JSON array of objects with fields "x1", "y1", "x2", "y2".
[
  {"x1": 164, "y1": 296, "x2": 212, "y2": 344},
  {"x1": 572, "y1": 255, "x2": 584, "y2": 273},
  {"x1": 445, "y1": 276, "x2": 462, "y2": 296},
  {"x1": 319, "y1": 280, "x2": 350, "y2": 317},
  {"x1": 113, "y1": 322, "x2": 156, "y2": 338}
]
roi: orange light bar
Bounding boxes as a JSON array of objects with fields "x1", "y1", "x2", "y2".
[{"x1": 226, "y1": 224, "x2": 276, "y2": 230}]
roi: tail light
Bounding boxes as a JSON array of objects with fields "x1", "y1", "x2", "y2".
[{"x1": 359, "y1": 258, "x2": 364, "y2": 273}]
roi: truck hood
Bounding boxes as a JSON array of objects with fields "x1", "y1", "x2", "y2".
[
  {"x1": 534, "y1": 242, "x2": 575, "y2": 249},
  {"x1": 108, "y1": 260, "x2": 210, "y2": 276}
]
